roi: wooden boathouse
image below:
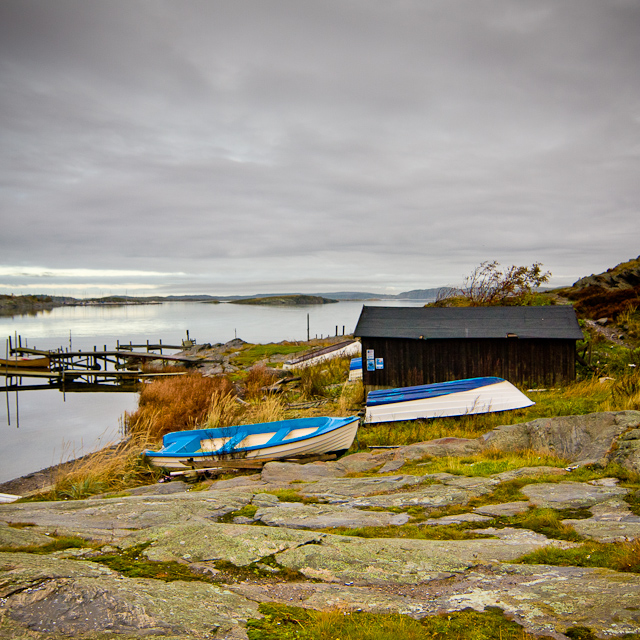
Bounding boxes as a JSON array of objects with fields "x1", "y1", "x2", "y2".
[{"x1": 354, "y1": 305, "x2": 583, "y2": 390}]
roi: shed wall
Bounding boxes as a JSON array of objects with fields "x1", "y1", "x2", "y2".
[{"x1": 361, "y1": 338, "x2": 576, "y2": 390}]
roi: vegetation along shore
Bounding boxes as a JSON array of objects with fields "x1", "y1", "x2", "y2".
[{"x1": 1, "y1": 257, "x2": 640, "y2": 639}]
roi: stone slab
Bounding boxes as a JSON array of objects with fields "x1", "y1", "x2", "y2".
[
  {"x1": 422, "y1": 513, "x2": 492, "y2": 526},
  {"x1": 298, "y1": 475, "x2": 426, "y2": 502},
  {"x1": 255, "y1": 502, "x2": 409, "y2": 529},
  {"x1": 0, "y1": 552, "x2": 258, "y2": 639},
  {"x1": 276, "y1": 532, "x2": 565, "y2": 585},
  {"x1": 0, "y1": 491, "x2": 255, "y2": 538},
  {"x1": 522, "y1": 481, "x2": 629, "y2": 509},
  {"x1": 474, "y1": 502, "x2": 532, "y2": 517},
  {"x1": 0, "y1": 523, "x2": 55, "y2": 549},
  {"x1": 121, "y1": 521, "x2": 327, "y2": 566},
  {"x1": 229, "y1": 563, "x2": 640, "y2": 639}
]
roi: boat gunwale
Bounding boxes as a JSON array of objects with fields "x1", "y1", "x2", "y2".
[
  {"x1": 366, "y1": 376, "x2": 505, "y2": 406},
  {"x1": 145, "y1": 416, "x2": 359, "y2": 459}
]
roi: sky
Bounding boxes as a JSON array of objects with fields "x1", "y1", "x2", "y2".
[{"x1": 1, "y1": 1, "x2": 639, "y2": 298}]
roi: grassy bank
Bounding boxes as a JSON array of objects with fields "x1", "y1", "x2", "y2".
[{"x1": 27, "y1": 334, "x2": 640, "y2": 501}]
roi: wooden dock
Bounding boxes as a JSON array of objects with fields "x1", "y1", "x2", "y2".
[{"x1": 2, "y1": 335, "x2": 199, "y2": 394}]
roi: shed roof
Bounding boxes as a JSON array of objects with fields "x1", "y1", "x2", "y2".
[{"x1": 354, "y1": 305, "x2": 583, "y2": 340}]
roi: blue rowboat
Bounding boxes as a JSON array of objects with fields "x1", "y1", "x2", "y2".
[
  {"x1": 144, "y1": 415, "x2": 359, "y2": 469},
  {"x1": 365, "y1": 377, "x2": 534, "y2": 424}
]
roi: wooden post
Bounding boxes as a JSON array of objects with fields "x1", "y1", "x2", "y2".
[
  {"x1": 5, "y1": 339, "x2": 10, "y2": 427},
  {"x1": 307, "y1": 314, "x2": 310, "y2": 342}
]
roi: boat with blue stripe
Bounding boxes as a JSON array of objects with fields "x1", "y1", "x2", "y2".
[
  {"x1": 365, "y1": 377, "x2": 534, "y2": 424},
  {"x1": 144, "y1": 415, "x2": 359, "y2": 469}
]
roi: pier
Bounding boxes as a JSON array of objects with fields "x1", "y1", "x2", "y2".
[{"x1": 2, "y1": 334, "x2": 196, "y2": 394}]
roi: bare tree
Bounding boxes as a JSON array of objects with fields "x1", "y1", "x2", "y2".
[{"x1": 439, "y1": 261, "x2": 551, "y2": 306}]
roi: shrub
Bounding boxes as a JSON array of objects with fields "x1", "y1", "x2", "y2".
[{"x1": 436, "y1": 261, "x2": 551, "y2": 307}]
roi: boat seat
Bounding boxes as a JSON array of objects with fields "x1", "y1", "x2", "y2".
[
  {"x1": 162, "y1": 436, "x2": 202, "y2": 454},
  {"x1": 215, "y1": 432, "x2": 247, "y2": 452},
  {"x1": 265, "y1": 427, "x2": 292, "y2": 445}
]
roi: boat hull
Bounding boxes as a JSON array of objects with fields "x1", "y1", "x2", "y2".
[
  {"x1": 365, "y1": 377, "x2": 534, "y2": 424},
  {"x1": 0, "y1": 356, "x2": 50, "y2": 370},
  {"x1": 144, "y1": 416, "x2": 359, "y2": 469}
]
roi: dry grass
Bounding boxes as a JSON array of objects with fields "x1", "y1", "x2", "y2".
[
  {"x1": 203, "y1": 391, "x2": 244, "y2": 429},
  {"x1": 517, "y1": 538, "x2": 640, "y2": 573},
  {"x1": 337, "y1": 380, "x2": 364, "y2": 414},
  {"x1": 248, "y1": 602, "x2": 548, "y2": 640},
  {"x1": 244, "y1": 395, "x2": 286, "y2": 424},
  {"x1": 126, "y1": 373, "x2": 235, "y2": 441},
  {"x1": 49, "y1": 421, "x2": 162, "y2": 500},
  {"x1": 245, "y1": 364, "x2": 278, "y2": 400},
  {"x1": 297, "y1": 357, "x2": 351, "y2": 400},
  {"x1": 604, "y1": 370, "x2": 640, "y2": 411}
]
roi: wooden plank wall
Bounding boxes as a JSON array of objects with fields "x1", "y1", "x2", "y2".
[{"x1": 361, "y1": 338, "x2": 576, "y2": 390}]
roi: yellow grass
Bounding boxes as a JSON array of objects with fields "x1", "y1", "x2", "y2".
[
  {"x1": 244, "y1": 395, "x2": 286, "y2": 424},
  {"x1": 203, "y1": 391, "x2": 243, "y2": 429},
  {"x1": 50, "y1": 420, "x2": 162, "y2": 499},
  {"x1": 126, "y1": 373, "x2": 235, "y2": 441}
]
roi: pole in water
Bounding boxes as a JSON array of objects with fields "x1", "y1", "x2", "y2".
[
  {"x1": 307, "y1": 314, "x2": 310, "y2": 342},
  {"x1": 5, "y1": 338, "x2": 10, "y2": 427}
]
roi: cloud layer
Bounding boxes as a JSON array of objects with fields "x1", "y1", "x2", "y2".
[{"x1": 1, "y1": 1, "x2": 639, "y2": 295}]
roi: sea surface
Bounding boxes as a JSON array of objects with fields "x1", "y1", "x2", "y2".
[{"x1": 0, "y1": 299, "x2": 428, "y2": 483}]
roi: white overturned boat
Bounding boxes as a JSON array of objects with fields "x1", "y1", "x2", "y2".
[
  {"x1": 365, "y1": 377, "x2": 534, "y2": 424},
  {"x1": 144, "y1": 415, "x2": 359, "y2": 469},
  {"x1": 283, "y1": 340, "x2": 361, "y2": 371}
]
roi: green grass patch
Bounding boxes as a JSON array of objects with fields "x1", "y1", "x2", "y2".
[
  {"x1": 230, "y1": 343, "x2": 304, "y2": 368},
  {"x1": 214, "y1": 554, "x2": 309, "y2": 582},
  {"x1": 91, "y1": 543, "x2": 308, "y2": 583},
  {"x1": 259, "y1": 488, "x2": 320, "y2": 504},
  {"x1": 247, "y1": 603, "x2": 554, "y2": 640},
  {"x1": 218, "y1": 504, "x2": 259, "y2": 523},
  {"x1": 0, "y1": 535, "x2": 91, "y2": 555},
  {"x1": 90, "y1": 543, "x2": 213, "y2": 582},
  {"x1": 516, "y1": 539, "x2": 640, "y2": 573},
  {"x1": 399, "y1": 450, "x2": 569, "y2": 479},
  {"x1": 501, "y1": 507, "x2": 583, "y2": 541}
]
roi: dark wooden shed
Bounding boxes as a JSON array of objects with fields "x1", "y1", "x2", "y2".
[{"x1": 354, "y1": 305, "x2": 583, "y2": 390}]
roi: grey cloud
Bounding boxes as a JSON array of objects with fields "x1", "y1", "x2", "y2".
[{"x1": 1, "y1": 0, "x2": 639, "y2": 295}]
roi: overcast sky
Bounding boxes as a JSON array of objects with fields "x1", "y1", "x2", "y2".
[{"x1": 1, "y1": 1, "x2": 639, "y2": 297}]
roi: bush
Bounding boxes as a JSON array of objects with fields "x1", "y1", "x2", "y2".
[{"x1": 436, "y1": 261, "x2": 551, "y2": 307}]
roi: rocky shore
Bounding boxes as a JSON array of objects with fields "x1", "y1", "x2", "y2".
[{"x1": 1, "y1": 411, "x2": 640, "y2": 639}]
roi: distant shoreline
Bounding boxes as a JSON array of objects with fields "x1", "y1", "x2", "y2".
[{"x1": 1, "y1": 291, "x2": 441, "y2": 318}]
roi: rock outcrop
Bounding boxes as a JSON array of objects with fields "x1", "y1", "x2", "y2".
[
  {"x1": 2, "y1": 411, "x2": 640, "y2": 638},
  {"x1": 479, "y1": 411, "x2": 640, "y2": 469}
]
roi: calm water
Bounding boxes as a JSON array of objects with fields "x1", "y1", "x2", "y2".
[{"x1": 0, "y1": 299, "x2": 427, "y2": 483}]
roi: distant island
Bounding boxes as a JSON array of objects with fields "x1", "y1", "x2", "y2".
[
  {"x1": 0, "y1": 288, "x2": 442, "y2": 317},
  {"x1": 230, "y1": 295, "x2": 338, "y2": 306}
]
